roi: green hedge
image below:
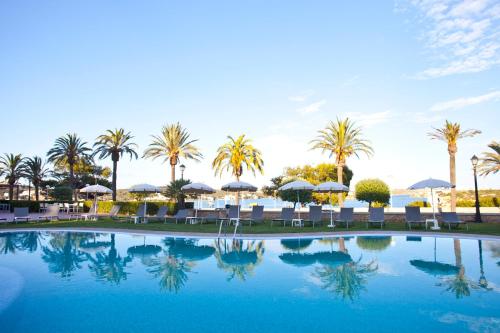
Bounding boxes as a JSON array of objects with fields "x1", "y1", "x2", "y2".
[
  {"x1": 407, "y1": 201, "x2": 429, "y2": 207},
  {"x1": 457, "y1": 197, "x2": 499, "y2": 207},
  {"x1": 83, "y1": 200, "x2": 178, "y2": 215}
]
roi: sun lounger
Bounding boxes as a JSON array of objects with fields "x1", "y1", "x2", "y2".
[
  {"x1": 165, "y1": 209, "x2": 189, "y2": 224},
  {"x1": 367, "y1": 207, "x2": 385, "y2": 228},
  {"x1": 405, "y1": 206, "x2": 426, "y2": 230},
  {"x1": 81, "y1": 202, "x2": 99, "y2": 220},
  {"x1": 38, "y1": 204, "x2": 60, "y2": 221},
  {"x1": 305, "y1": 205, "x2": 323, "y2": 228},
  {"x1": 242, "y1": 205, "x2": 264, "y2": 226},
  {"x1": 440, "y1": 212, "x2": 469, "y2": 231},
  {"x1": 218, "y1": 205, "x2": 240, "y2": 224},
  {"x1": 14, "y1": 207, "x2": 31, "y2": 223},
  {"x1": 98, "y1": 205, "x2": 121, "y2": 220},
  {"x1": 335, "y1": 207, "x2": 354, "y2": 228},
  {"x1": 150, "y1": 206, "x2": 168, "y2": 223},
  {"x1": 271, "y1": 207, "x2": 295, "y2": 227},
  {"x1": 129, "y1": 204, "x2": 146, "y2": 224}
]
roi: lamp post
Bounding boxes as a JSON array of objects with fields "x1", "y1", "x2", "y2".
[
  {"x1": 180, "y1": 164, "x2": 186, "y2": 180},
  {"x1": 471, "y1": 155, "x2": 482, "y2": 223}
]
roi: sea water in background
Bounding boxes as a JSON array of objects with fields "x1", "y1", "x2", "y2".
[{"x1": 193, "y1": 194, "x2": 427, "y2": 209}]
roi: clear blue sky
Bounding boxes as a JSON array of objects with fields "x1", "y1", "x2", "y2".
[{"x1": 0, "y1": 0, "x2": 498, "y2": 190}]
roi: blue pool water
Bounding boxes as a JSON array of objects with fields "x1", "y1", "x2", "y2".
[{"x1": 0, "y1": 231, "x2": 499, "y2": 332}]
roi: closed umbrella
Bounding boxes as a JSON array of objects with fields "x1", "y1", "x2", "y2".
[
  {"x1": 314, "y1": 181, "x2": 349, "y2": 227},
  {"x1": 129, "y1": 184, "x2": 160, "y2": 218},
  {"x1": 278, "y1": 180, "x2": 314, "y2": 220},
  {"x1": 181, "y1": 183, "x2": 216, "y2": 218},
  {"x1": 80, "y1": 185, "x2": 113, "y2": 214},
  {"x1": 220, "y1": 181, "x2": 257, "y2": 237},
  {"x1": 408, "y1": 178, "x2": 451, "y2": 230}
]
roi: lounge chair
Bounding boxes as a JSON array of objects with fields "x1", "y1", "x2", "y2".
[
  {"x1": 14, "y1": 207, "x2": 31, "y2": 223},
  {"x1": 129, "y1": 204, "x2": 147, "y2": 224},
  {"x1": 271, "y1": 207, "x2": 295, "y2": 227},
  {"x1": 38, "y1": 204, "x2": 60, "y2": 221},
  {"x1": 405, "y1": 206, "x2": 426, "y2": 230},
  {"x1": 304, "y1": 205, "x2": 323, "y2": 228},
  {"x1": 200, "y1": 212, "x2": 219, "y2": 224},
  {"x1": 99, "y1": 205, "x2": 121, "y2": 220},
  {"x1": 81, "y1": 202, "x2": 99, "y2": 220},
  {"x1": 366, "y1": 207, "x2": 385, "y2": 228},
  {"x1": 440, "y1": 212, "x2": 469, "y2": 231},
  {"x1": 150, "y1": 206, "x2": 169, "y2": 223},
  {"x1": 335, "y1": 207, "x2": 354, "y2": 228},
  {"x1": 242, "y1": 205, "x2": 264, "y2": 227},
  {"x1": 165, "y1": 209, "x2": 189, "y2": 224},
  {"x1": 218, "y1": 205, "x2": 240, "y2": 225}
]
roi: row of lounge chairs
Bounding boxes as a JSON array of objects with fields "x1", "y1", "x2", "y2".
[{"x1": 4, "y1": 203, "x2": 469, "y2": 230}]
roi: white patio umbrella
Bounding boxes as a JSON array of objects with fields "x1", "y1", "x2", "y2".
[
  {"x1": 129, "y1": 184, "x2": 160, "y2": 216},
  {"x1": 181, "y1": 183, "x2": 216, "y2": 218},
  {"x1": 314, "y1": 181, "x2": 350, "y2": 227},
  {"x1": 80, "y1": 185, "x2": 113, "y2": 213},
  {"x1": 408, "y1": 178, "x2": 451, "y2": 229},
  {"x1": 278, "y1": 180, "x2": 315, "y2": 220}
]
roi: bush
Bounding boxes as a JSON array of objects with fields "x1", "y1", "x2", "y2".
[
  {"x1": 355, "y1": 179, "x2": 390, "y2": 207},
  {"x1": 84, "y1": 200, "x2": 178, "y2": 215},
  {"x1": 457, "y1": 197, "x2": 499, "y2": 207},
  {"x1": 408, "y1": 201, "x2": 429, "y2": 207}
]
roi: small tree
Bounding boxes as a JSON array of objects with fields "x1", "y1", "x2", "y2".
[
  {"x1": 165, "y1": 179, "x2": 191, "y2": 209},
  {"x1": 355, "y1": 179, "x2": 390, "y2": 208}
]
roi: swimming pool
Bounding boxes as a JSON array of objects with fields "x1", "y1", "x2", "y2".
[{"x1": 1, "y1": 231, "x2": 499, "y2": 332}]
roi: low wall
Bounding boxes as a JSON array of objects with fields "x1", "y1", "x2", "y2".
[{"x1": 191, "y1": 209, "x2": 500, "y2": 223}]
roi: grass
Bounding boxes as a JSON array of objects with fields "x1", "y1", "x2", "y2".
[{"x1": 1, "y1": 219, "x2": 500, "y2": 236}]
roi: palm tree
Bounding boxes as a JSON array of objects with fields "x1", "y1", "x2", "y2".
[
  {"x1": 143, "y1": 123, "x2": 202, "y2": 182},
  {"x1": 93, "y1": 129, "x2": 138, "y2": 201},
  {"x1": 47, "y1": 133, "x2": 92, "y2": 201},
  {"x1": 0, "y1": 153, "x2": 25, "y2": 200},
  {"x1": 428, "y1": 121, "x2": 481, "y2": 211},
  {"x1": 310, "y1": 118, "x2": 373, "y2": 206},
  {"x1": 478, "y1": 141, "x2": 499, "y2": 176},
  {"x1": 212, "y1": 135, "x2": 264, "y2": 203},
  {"x1": 165, "y1": 179, "x2": 191, "y2": 208},
  {"x1": 22, "y1": 156, "x2": 49, "y2": 201}
]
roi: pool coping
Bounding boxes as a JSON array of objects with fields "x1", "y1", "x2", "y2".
[{"x1": 1, "y1": 227, "x2": 499, "y2": 241}]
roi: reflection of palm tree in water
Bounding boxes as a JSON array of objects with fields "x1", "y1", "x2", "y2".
[
  {"x1": 438, "y1": 239, "x2": 479, "y2": 298},
  {"x1": 17, "y1": 232, "x2": 45, "y2": 252},
  {"x1": 41, "y1": 232, "x2": 88, "y2": 278},
  {"x1": 148, "y1": 254, "x2": 193, "y2": 292},
  {"x1": 0, "y1": 233, "x2": 21, "y2": 254},
  {"x1": 146, "y1": 238, "x2": 200, "y2": 293},
  {"x1": 314, "y1": 236, "x2": 377, "y2": 301},
  {"x1": 87, "y1": 234, "x2": 131, "y2": 284},
  {"x1": 214, "y1": 239, "x2": 265, "y2": 281}
]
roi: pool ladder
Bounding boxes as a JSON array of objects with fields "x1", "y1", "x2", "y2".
[{"x1": 217, "y1": 218, "x2": 242, "y2": 238}]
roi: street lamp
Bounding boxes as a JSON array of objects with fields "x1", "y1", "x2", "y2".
[
  {"x1": 471, "y1": 155, "x2": 482, "y2": 223},
  {"x1": 180, "y1": 164, "x2": 186, "y2": 180}
]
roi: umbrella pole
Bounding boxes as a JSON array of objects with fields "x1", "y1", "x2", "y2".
[
  {"x1": 329, "y1": 191, "x2": 333, "y2": 227},
  {"x1": 431, "y1": 188, "x2": 436, "y2": 221},
  {"x1": 297, "y1": 190, "x2": 301, "y2": 220}
]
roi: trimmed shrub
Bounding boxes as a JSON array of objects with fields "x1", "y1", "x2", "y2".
[
  {"x1": 407, "y1": 201, "x2": 429, "y2": 207},
  {"x1": 355, "y1": 179, "x2": 390, "y2": 207},
  {"x1": 84, "y1": 200, "x2": 178, "y2": 215},
  {"x1": 457, "y1": 197, "x2": 499, "y2": 207}
]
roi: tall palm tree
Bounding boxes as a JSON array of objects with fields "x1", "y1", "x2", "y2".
[
  {"x1": 47, "y1": 133, "x2": 92, "y2": 201},
  {"x1": 0, "y1": 153, "x2": 25, "y2": 200},
  {"x1": 93, "y1": 129, "x2": 138, "y2": 201},
  {"x1": 22, "y1": 156, "x2": 49, "y2": 201},
  {"x1": 212, "y1": 135, "x2": 264, "y2": 203},
  {"x1": 478, "y1": 141, "x2": 499, "y2": 176},
  {"x1": 310, "y1": 118, "x2": 373, "y2": 206},
  {"x1": 143, "y1": 123, "x2": 202, "y2": 182},
  {"x1": 428, "y1": 121, "x2": 481, "y2": 211}
]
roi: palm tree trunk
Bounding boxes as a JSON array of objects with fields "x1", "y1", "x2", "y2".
[
  {"x1": 69, "y1": 163, "x2": 76, "y2": 202},
  {"x1": 8, "y1": 182, "x2": 14, "y2": 201},
  {"x1": 449, "y1": 152, "x2": 457, "y2": 212},
  {"x1": 337, "y1": 165, "x2": 344, "y2": 207},
  {"x1": 453, "y1": 239, "x2": 462, "y2": 267},
  {"x1": 170, "y1": 164, "x2": 176, "y2": 182},
  {"x1": 112, "y1": 159, "x2": 118, "y2": 201},
  {"x1": 35, "y1": 184, "x2": 39, "y2": 201},
  {"x1": 339, "y1": 237, "x2": 347, "y2": 253}
]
